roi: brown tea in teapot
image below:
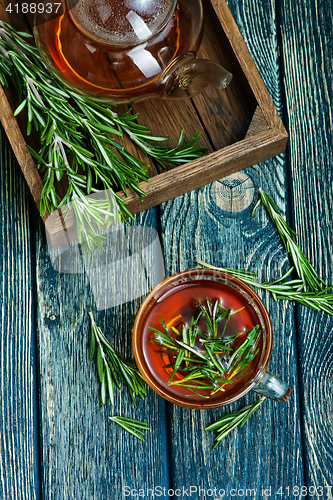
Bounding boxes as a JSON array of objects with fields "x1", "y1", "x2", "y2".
[{"x1": 34, "y1": 0, "x2": 232, "y2": 103}]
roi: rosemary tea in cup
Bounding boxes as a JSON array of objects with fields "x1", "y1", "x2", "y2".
[{"x1": 132, "y1": 269, "x2": 291, "y2": 409}]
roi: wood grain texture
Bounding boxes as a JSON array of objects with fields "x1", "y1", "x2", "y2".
[
  {"x1": 158, "y1": 0, "x2": 304, "y2": 493},
  {"x1": 279, "y1": 0, "x2": 333, "y2": 492},
  {"x1": 0, "y1": 125, "x2": 40, "y2": 499},
  {"x1": 35, "y1": 209, "x2": 170, "y2": 499}
]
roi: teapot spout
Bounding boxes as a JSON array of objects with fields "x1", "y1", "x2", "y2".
[{"x1": 158, "y1": 53, "x2": 232, "y2": 99}]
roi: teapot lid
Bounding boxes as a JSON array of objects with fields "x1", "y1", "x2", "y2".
[{"x1": 67, "y1": 0, "x2": 177, "y2": 46}]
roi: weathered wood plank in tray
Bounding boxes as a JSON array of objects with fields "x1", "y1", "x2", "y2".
[
  {"x1": 279, "y1": 0, "x2": 333, "y2": 491},
  {"x1": 0, "y1": 125, "x2": 40, "y2": 499},
  {"x1": 158, "y1": 0, "x2": 304, "y2": 493}
]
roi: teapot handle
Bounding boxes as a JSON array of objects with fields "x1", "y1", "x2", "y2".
[{"x1": 157, "y1": 52, "x2": 232, "y2": 99}]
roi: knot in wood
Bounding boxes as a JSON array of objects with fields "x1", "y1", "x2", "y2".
[{"x1": 213, "y1": 172, "x2": 255, "y2": 213}]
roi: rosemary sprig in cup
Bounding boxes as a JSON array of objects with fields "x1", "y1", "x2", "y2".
[
  {"x1": 89, "y1": 313, "x2": 147, "y2": 406},
  {"x1": 0, "y1": 21, "x2": 206, "y2": 252},
  {"x1": 149, "y1": 299, "x2": 261, "y2": 398}
]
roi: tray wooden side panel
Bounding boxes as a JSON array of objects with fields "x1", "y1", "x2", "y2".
[
  {"x1": 0, "y1": 85, "x2": 45, "y2": 215},
  {"x1": 210, "y1": 0, "x2": 285, "y2": 132}
]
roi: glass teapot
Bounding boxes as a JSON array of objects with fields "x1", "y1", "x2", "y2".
[{"x1": 33, "y1": 0, "x2": 232, "y2": 104}]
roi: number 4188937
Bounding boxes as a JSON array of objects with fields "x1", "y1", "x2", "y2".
[
  {"x1": 277, "y1": 486, "x2": 332, "y2": 496},
  {"x1": 6, "y1": 3, "x2": 61, "y2": 14}
]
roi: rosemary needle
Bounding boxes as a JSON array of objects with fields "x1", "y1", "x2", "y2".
[
  {"x1": 89, "y1": 312, "x2": 147, "y2": 407},
  {"x1": 109, "y1": 416, "x2": 150, "y2": 441},
  {"x1": 198, "y1": 261, "x2": 333, "y2": 315},
  {"x1": 205, "y1": 397, "x2": 266, "y2": 448}
]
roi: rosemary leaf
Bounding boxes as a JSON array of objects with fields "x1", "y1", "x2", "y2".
[
  {"x1": 109, "y1": 416, "x2": 150, "y2": 441},
  {"x1": 198, "y1": 261, "x2": 333, "y2": 316},
  {"x1": 96, "y1": 344, "x2": 104, "y2": 384},
  {"x1": 89, "y1": 312, "x2": 147, "y2": 406},
  {"x1": 253, "y1": 188, "x2": 326, "y2": 292},
  {"x1": 205, "y1": 397, "x2": 266, "y2": 448}
]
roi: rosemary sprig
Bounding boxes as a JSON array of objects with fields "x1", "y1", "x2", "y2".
[
  {"x1": 205, "y1": 397, "x2": 266, "y2": 448},
  {"x1": 196, "y1": 186, "x2": 332, "y2": 315},
  {"x1": 196, "y1": 298, "x2": 244, "y2": 338},
  {"x1": 109, "y1": 416, "x2": 150, "y2": 441},
  {"x1": 110, "y1": 113, "x2": 205, "y2": 167},
  {"x1": 198, "y1": 261, "x2": 333, "y2": 315},
  {"x1": 89, "y1": 312, "x2": 147, "y2": 406},
  {"x1": 196, "y1": 298, "x2": 228, "y2": 338},
  {"x1": 149, "y1": 300, "x2": 261, "y2": 397},
  {"x1": 252, "y1": 188, "x2": 326, "y2": 291},
  {"x1": 225, "y1": 325, "x2": 260, "y2": 379},
  {"x1": 0, "y1": 21, "x2": 206, "y2": 252}
]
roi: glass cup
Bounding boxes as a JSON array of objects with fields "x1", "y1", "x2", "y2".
[{"x1": 132, "y1": 268, "x2": 291, "y2": 409}]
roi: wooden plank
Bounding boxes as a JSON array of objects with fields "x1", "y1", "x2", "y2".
[
  {"x1": 112, "y1": 129, "x2": 287, "y2": 206},
  {"x1": 161, "y1": 179, "x2": 305, "y2": 492},
  {"x1": 0, "y1": 125, "x2": 40, "y2": 499},
  {"x1": 158, "y1": 0, "x2": 304, "y2": 492},
  {"x1": 35, "y1": 208, "x2": 170, "y2": 498},
  {"x1": 130, "y1": 98, "x2": 213, "y2": 173},
  {"x1": 278, "y1": 0, "x2": 333, "y2": 490}
]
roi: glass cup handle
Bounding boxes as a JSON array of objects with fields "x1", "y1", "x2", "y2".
[{"x1": 252, "y1": 371, "x2": 291, "y2": 402}]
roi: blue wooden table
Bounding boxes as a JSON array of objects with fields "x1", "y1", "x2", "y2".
[{"x1": 1, "y1": 0, "x2": 333, "y2": 499}]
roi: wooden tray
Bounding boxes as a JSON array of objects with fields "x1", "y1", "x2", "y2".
[{"x1": 0, "y1": 0, "x2": 287, "y2": 248}]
